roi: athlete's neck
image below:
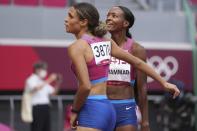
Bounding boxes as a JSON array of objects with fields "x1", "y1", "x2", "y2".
[
  {"x1": 75, "y1": 29, "x2": 90, "y2": 39},
  {"x1": 111, "y1": 31, "x2": 127, "y2": 47}
]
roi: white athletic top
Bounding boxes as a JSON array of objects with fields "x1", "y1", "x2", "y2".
[
  {"x1": 25, "y1": 74, "x2": 54, "y2": 106},
  {"x1": 108, "y1": 52, "x2": 131, "y2": 82}
]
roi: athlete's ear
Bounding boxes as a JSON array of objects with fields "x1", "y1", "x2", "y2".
[
  {"x1": 80, "y1": 19, "x2": 88, "y2": 27},
  {"x1": 123, "y1": 20, "x2": 129, "y2": 28}
]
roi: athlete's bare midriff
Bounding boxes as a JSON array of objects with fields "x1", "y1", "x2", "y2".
[
  {"x1": 107, "y1": 85, "x2": 135, "y2": 99},
  {"x1": 89, "y1": 82, "x2": 107, "y2": 96}
]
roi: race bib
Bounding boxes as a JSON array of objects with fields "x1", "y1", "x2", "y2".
[
  {"x1": 108, "y1": 53, "x2": 131, "y2": 82},
  {"x1": 91, "y1": 41, "x2": 111, "y2": 65}
]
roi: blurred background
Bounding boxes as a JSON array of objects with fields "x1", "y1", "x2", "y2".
[{"x1": 0, "y1": 0, "x2": 197, "y2": 131}]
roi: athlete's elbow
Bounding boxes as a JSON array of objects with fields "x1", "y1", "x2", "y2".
[
  {"x1": 133, "y1": 59, "x2": 143, "y2": 68},
  {"x1": 80, "y1": 83, "x2": 91, "y2": 92}
]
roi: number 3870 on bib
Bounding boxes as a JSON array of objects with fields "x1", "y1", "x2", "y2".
[{"x1": 91, "y1": 41, "x2": 111, "y2": 65}]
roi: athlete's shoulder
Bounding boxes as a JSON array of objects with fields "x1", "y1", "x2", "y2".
[
  {"x1": 132, "y1": 41, "x2": 145, "y2": 51},
  {"x1": 67, "y1": 39, "x2": 87, "y2": 57},
  {"x1": 132, "y1": 41, "x2": 147, "y2": 61}
]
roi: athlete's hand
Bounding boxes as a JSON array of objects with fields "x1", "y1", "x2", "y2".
[
  {"x1": 141, "y1": 124, "x2": 150, "y2": 131},
  {"x1": 140, "y1": 121, "x2": 150, "y2": 131},
  {"x1": 163, "y1": 82, "x2": 180, "y2": 99},
  {"x1": 70, "y1": 112, "x2": 78, "y2": 130}
]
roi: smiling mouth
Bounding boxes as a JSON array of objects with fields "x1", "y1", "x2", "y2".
[
  {"x1": 106, "y1": 24, "x2": 114, "y2": 28},
  {"x1": 106, "y1": 22, "x2": 114, "y2": 26}
]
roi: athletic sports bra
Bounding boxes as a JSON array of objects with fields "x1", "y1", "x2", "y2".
[
  {"x1": 107, "y1": 38, "x2": 136, "y2": 87},
  {"x1": 71, "y1": 34, "x2": 111, "y2": 85}
]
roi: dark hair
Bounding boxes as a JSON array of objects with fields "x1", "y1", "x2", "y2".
[
  {"x1": 73, "y1": 2, "x2": 107, "y2": 37},
  {"x1": 134, "y1": 78, "x2": 139, "y2": 104},
  {"x1": 33, "y1": 61, "x2": 47, "y2": 72},
  {"x1": 117, "y1": 6, "x2": 135, "y2": 38}
]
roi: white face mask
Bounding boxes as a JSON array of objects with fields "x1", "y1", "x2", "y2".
[{"x1": 38, "y1": 70, "x2": 47, "y2": 79}]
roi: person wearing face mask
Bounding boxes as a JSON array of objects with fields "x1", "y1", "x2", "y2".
[{"x1": 23, "y1": 61, "x2": 62, "y2": 131}]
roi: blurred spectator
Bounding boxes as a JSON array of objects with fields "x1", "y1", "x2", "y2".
[
  {"x1": 155, "y1": 79, "x2": 196, "y2": 131},
  {"x1": 22, "y1": 61, "x2": 62, "y2": 131}
]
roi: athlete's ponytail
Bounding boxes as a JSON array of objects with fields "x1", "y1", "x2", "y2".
[
  {"x1": 126, "y1": 29, "x2": 132, "y2": 38},
  {"x1": 93, "y1": 21, "x2": 107, "y2": 37}
]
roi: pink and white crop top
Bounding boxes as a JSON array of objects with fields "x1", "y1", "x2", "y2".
[
  {"x1": 107, "y1": 38, "x2": 136, "y2": 86},
  {"x1": 71, "y1": 34, "x2": 111, "y2": 85}
]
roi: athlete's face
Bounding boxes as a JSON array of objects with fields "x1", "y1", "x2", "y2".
[
  {"x1": 64, "y1": 7, "x2": 81, "y2": 34},
  {"x1": 106, "y1": 7, "x2": 127, "y2": 32}
]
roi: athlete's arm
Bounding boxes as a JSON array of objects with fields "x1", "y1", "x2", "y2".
[
  {"x1": 111, "y1": 39, "x2": 180, "y2": 98},
  {"x1": 132, "y1": 42, "x2": 150, "y2": 130},
  {"x1": 67, "y1": 40, "x2": 91, "y2": 112}
]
